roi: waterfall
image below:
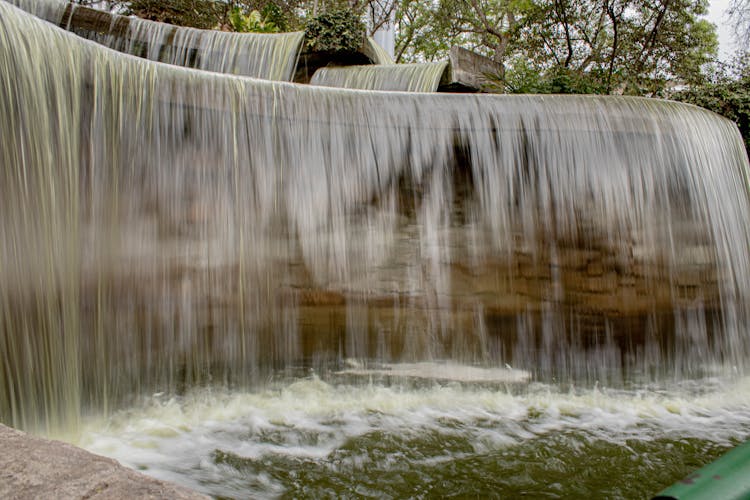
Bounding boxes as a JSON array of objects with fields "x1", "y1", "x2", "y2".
[
  {"x1": 2, "y1": 0, "x2": 750, "y2": 433},
  {"x1": 5, "y1": 0, "x2": 66, "y2": 21},
  {"x1": 364, "y1": 36, "x2": 395, "y2": 65},
  {"x1": 6, "y1": 0, "x2": 304, "y2": 81},
  {"x1": 311, "y1": 62, "x2": 448, "y2": 92}
]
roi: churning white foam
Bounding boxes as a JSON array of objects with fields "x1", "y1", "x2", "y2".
[{"x1": 77, "y1": 373, "x2": 750, "y2": 497}]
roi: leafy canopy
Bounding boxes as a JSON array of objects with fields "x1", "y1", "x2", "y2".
[
  {"x1": 671, "y1": 55, "x2": 750, "y2": 155},
  {"x1": 304, "y1": 8, "x2": 366, "y2": 52}
]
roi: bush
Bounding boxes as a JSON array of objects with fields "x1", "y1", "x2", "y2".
[
  {"x1": 304, "y1": 9, "x2": 365, "y2": 53},
  {"x1": 501, "y1": 61, "x2": 608, "y2": 95}
]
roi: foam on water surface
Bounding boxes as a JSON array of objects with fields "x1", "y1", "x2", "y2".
[
  {"x1": 77, "y1": 374, "x2": 750, "y2": 497},
  {"x1": 336, "y1": 360, "x2": 531, "y2": 382}
]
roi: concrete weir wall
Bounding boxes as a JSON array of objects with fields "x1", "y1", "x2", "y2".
[{"x1": 0, "y1": 425, "x2": 206, "y2": 499}]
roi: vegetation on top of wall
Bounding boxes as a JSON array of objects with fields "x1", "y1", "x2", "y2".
[
  {"x1": 123, "y1": 0, "x2": 224, "y2": 29},
  {"x1": 228, "y1": 6, "x2": 282, "y2": 33},
  {"x1": 303, "y1": 8, "x2": 365, "y2": 53},
  {"x1": 75, "y1": 0, "x2": 303, "y2": 31},
  {"x1": 257, "y1": 3, "x2": 290, "y2": 31},
  {"x1": 671, "y1": 55, "x2": 750, "y2": 156},
  {"x1": 500, "y1": 62, "x2": 609, "y2": 95}
]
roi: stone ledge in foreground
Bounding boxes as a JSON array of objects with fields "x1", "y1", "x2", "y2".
[{"x1": 0, "y1": 424, "x2": 208, "y2": 500}]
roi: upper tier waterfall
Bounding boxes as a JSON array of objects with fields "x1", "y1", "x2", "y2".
[{"x1": 6, "y1": 0, "x2": 304, "y2": 80}]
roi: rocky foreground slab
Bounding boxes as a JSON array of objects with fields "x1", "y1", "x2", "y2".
[{"x1": 0, "y1": 424, "x2": 207, "y2": 500}]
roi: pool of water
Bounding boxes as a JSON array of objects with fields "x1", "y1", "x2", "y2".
[{"x1": 76, "y1": 367, "x2": 750, "y2": 499}]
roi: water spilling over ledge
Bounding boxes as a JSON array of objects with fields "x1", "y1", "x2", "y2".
[
  {"x1": 311, "y1": 62, "x2": 449, "y2": 92},
  {"x1": 6, "y1": 0, "x2": 305, "y2": 81},
  {"x1": 2, "y1": 0, "x2": 750, "y2": 435}
]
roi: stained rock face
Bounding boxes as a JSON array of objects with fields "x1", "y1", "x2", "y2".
[{"x1": 0, "y1": 424, "x2": 207, "y2": 500}]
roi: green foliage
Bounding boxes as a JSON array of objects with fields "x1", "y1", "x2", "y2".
[
  {"x1": 304, "y1": 9, "x2": 366, "y2": 53},
  {"x1": 544, "y1": 66, "x2": 608, "y2": 94},
  {"x1": 393, "y1": 0, "x2": 451, "y2": 62},
  {"x1": 224, "y1": 1, "x2": 305, "y2": 30},
  {"x1": 500, "y1": 59, "x2": 547, "y2": 93},
  {"x1": 84, "y1": 0, "x2": 722, "y2": 99},
  {"x1": 228, "y1": 7, "x2": 281, "y2": 33},
  {"x1": 123, "y1": 0, "x2": 224, "y2": 29},
  {"x1": 395, "y1": 0, "x2": 531, "y2": 65},
  {"x1": 502, "y1": 62, "x2": 608, "y2": 94},
  {"x1": 395, "y1": 0, "x2": 717, "y2": 97},
  {"x1": 671, "y1": 55, "x2": 750, "y2": 155},
  {"x1": 95, "y1": 0, "x2": 299, "y2": 31},
  {"x1": 520, "y1": 0, "x2": 717, "y2": 96},
  {"x1": 259, "y1": 3, "x2": 289, "y2": 31}
]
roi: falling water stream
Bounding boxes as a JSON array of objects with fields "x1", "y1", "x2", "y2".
[
  {"x1": 7, "y1": 0, "x2": 305, "y2": 81},
  {"x1": 364, "y1": 36, "x2": 395, "y2": 65},
  {"x1": 2, "y1": 1, "x2": 750, "y2": 497},
  {"x1": 311, "y1": 62, "x2": 448, "y2": 92}
]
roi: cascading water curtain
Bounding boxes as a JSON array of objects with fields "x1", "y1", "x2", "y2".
[
  {"x1": 310, "y1": 62, "x2": 449, "y2": 92},
  {"x1": 7, "y1": 0, "x2": 305, "y2": 81},
  {"x1": 2, "y1": 0, "x2": 750, "y2": 432}
]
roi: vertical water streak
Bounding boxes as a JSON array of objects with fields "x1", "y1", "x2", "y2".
[
  {"x1": 0, "y1": 0, "x2": 82, "y2": 431},
  {"x1": 363, "y1": 36, "x2": 395, "y2": 65}
]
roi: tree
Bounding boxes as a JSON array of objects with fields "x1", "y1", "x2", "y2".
[
  {"x1": 122, "y1": 0, "x2": 225, "y2": 28},
  {"x1": 394, "y1": 0, "x2": 451, "y2": 62},
  {"x1": 393, "y1": 0, "x2": 716, "y2": 95},
  {"x1": 517, "y1": 0, "x2": 717, "y2": 95},
  {"x1": 729, "y1": 0, "x2": 750, "y2": 45},
  {"x1": 74, "y1": 0, "x2": 397, "y2": 38},
  {"x1": 672, "y1": 54, "x2": 750, "y2": 156},
  {"x1": 395, "y1": 0, "x2": 533, "y2": 71},
  {"x1": 75, "y1": 0, "x2": 717, "y2": 97},
  {"x1": 74, "y1": 0, "x2": 308, "y2": 31}
]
